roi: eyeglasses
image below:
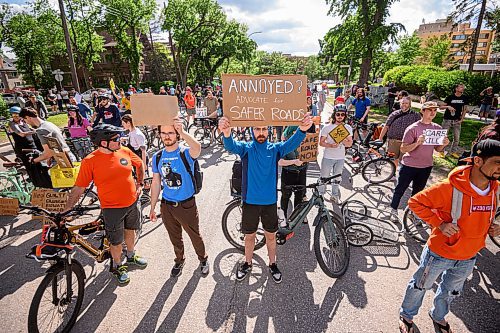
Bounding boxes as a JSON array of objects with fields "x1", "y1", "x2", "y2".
[
  {"x1": 335, "y1": 113, "x2": 346, "y2": 117},
  {"x1": 160, "y1": 131, "x2": 176, "y2": 137},
  {"x1": 109, "y1": 136, "x2": 121, "y2": 142}
]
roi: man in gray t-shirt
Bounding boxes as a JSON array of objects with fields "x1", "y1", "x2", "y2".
[{"x1": 19, "y1": 107, "x2": 74, "y2": 165}]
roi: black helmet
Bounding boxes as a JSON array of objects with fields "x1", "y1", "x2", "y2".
[
  {"x1": 48, "y1": 94, "x2": 56, "y2": 99},
  {"x1": 90, "y1": 124, "x2": 123, "y2": 145},
  {"x1": 97, "y1": 93, "x2": 110, "y2": 100}
]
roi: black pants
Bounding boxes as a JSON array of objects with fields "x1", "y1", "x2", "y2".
[
  {"x1": 388, "y1": 98, "x2": 395, "y2": 115},
  {"x1": 280, "y1": 168, "x2": 307, "y2": 218},
  {"x1": 391, "y1": 165, "x2": 432, "y2": 209}
]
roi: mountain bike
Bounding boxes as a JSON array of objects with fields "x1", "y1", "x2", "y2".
[
  {"x1": 222, "y1": 175, "x2": 350, "y2": 278},
  {"x1": 189, "y1": 118, "x2": 223, "y2": 149}
]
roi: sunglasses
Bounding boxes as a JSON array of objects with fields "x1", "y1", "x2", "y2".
[
  {"x1": 335, "y1": 113, "x2": 346, "y2": 117},
  {"x1": 109, "y1": 136, "x2": 121, "y2": 142}
]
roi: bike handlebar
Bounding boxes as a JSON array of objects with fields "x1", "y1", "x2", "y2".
[
  {"x1": 19, "y1": 204, "x2": 100, "y2": 224},
  {"x1": 283, "y1": 174, "x2": 342, "y2": 191}
]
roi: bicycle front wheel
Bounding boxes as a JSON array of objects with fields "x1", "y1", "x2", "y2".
[
  {"x1": 402, "y1": 207, "x2": 430, "y2": 243},
  {"x1": 221, "y1": 199, "x2": 266, "y2": 252},
  {"x1": 361, "y1": 158, "x2": 395, "y2": 184},
  {"x1": 28, "y1": 261, "x2": 85, "y2": 333},
  {"x1": 194, "y1": 128, "x2": 211, "y2": 149},
  {"x1": 313, "y1": 214, "x2": 350, "y2": 278}
]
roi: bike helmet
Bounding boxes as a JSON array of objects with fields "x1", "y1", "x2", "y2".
[
  {"x1": 9, "y1": 106, "x2": 21, "y2": 114},
  {"x1": 334, "y1": 104, "x2": 347, "y2": 113},
  {"x1": 67, "y1": 104, "x2": 79, "y2": 112},
  {"x1": 90, "y1": 124, "x2": 124, "y2": 146},
  {"x1": 97, "y1": 93, "x2": 110, "y2": 100},
  {"x1": 27, "y1": 225, "x2": 73, "y2": 261},
  {"x1": 48, "y1": 93, "x2": 57, "y2": 99}
]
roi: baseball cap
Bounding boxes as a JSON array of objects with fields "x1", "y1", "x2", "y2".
[
  {"x1": 421, "y1": 101, "x2": 439, "y2": 110},
  {"x1": 461, "y1": 139, "x2": 500, "y2": 162},
  {"x1": 335, "y1": 96, "x2": 345, "y2": 103}
]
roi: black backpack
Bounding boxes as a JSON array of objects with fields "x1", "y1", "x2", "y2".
[
  {"x1": 155, "y1": 148, "x2": 203, "y2": 194},
  {"x1": 231, "y1": 160, "x2": 242, "y2": 196}
]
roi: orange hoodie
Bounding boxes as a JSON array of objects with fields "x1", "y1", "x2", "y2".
[
  {"x1": 184, "y1": 92, "x2": 195, "y2": 109},
  {"x1": 408, "y1": 166, "x2": 497, "y2": 260}
]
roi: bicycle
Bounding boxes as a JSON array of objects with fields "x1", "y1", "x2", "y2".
[
  {"x1": 222, "y1": 174, "x2": 350, "y2": 278},
  {"x1": 0, "y1": 161, "x2": 34, "y2": 204},
  {"x1": 189, "y1": 118, "x2": 223, "y2": 149}
]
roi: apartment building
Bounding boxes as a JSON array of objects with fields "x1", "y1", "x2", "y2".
[
  {"x1": 416, "y1": 19, "x2": 495, "y2": 64},
  {"x1": 0, "y1": 56, "x2": 24, "y2": 91}
]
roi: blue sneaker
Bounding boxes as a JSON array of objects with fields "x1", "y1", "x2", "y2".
[
  {"x1": 112, "y1": 265, "x2": 130, "y2": 284},
  {"x1": 126, "y1": 254, "x2": 148, "y2": 268}
]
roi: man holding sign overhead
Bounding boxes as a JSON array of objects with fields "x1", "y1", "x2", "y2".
[
  {"x1": 219, "y1": 113, "x2": 313, "y2": 284},
  {"x1": 318, "y1": 104, "x2": 353, "y2": 204}
]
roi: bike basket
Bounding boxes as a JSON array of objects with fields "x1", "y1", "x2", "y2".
[{"x1": 49, "y1": 162, "x2": 81, "y2": 188}]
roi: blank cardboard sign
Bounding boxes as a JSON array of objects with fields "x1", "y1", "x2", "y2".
[
  {"x1": 130, "y1": 94, "x2": 179, "y2": 126},
  {"x1": 222, "y1": 74, "x2": 307, "y2": 126}
]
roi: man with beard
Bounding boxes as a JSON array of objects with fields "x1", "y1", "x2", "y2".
[
  {"x1": 25, "y1": 93, "x2": 48, "y2": 119},
  {"x1": 148, "y1": 118, "x2": 209, "y2": 278},
  {"x1": 92, "y1": 93, "x2": 122, "y2": 127},
  {"x1": 398, "y1": 139, "x2": 500, "y2": 333},
  {"x1": 218, "y1": 114, "x2": 313, "y2": 284}
]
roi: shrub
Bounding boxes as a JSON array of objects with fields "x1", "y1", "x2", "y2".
[
  {"x1": 0, "y1": 95, "x2": 8, "y2": 118},
  {"x1": 115, "y1": 80, "x2": 176, "y2": 94}
]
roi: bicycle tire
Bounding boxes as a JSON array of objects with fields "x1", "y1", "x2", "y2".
[
  {"x1": 313, "y1": 214, "x2": 350, "y2": 278},
  {"x1": 402, "y1": 207, "x2": 430, "y2": 243},
  {"x1": 344, "y1": 222, "x2": 373, "y2": 247},
  {"x1": 194, "y1": 128, "x2": 211, "y2": 149},
  {"x1": 361, "y1": 158, "x2": 395, "y2": 184},
  {"x1": 28, "y1": 261, "x2": 85, "y2": 333},
  {"x1": 221, "y1": 199, "x2": 266, "y2": 252}
]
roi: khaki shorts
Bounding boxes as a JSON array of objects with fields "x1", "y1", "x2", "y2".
[
  {"x1": 186, "y1": 108, "x2": 196, "y2": 115},
  {"x1": 387, "y1": 139, "x2": 403, "y2": 159}
]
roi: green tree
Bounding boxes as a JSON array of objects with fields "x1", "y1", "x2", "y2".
[
  {"x1": 418, "y1": 35, "x2": 452, "y2": 67},
  {"x1": 4, "y1": 5, "x2": 66, "y2": 88},
  {"x1": 64, "y1": 0, "x2": 105, "y2": 90},
  {"x1": 100, "y1": 0, "x2": 156, "y2": 85},
  {"x1": 145, "y1": 42, "x2": 175, "y2": 82},
  {"x1": 303, "y1": 55, "x2": 327, "y2": 81},
  {"x1": 485, "y1": 5, "x2": 499, "y2": 53},
  {"x1": 393, "y1": 33, "x2": 421, "y2": 66},
  {"x1": 325, "y1": 0, "x2": 404, "y2": 85},
  {"x1": 254, "y1": 51, "x2": 296, "y2": 75},
  {"x1": 163, "y1": 0, "x2": 225, "y2": 87},
  {"x1": 0, "y1": 3, "x2": 13, "y2": 50}
]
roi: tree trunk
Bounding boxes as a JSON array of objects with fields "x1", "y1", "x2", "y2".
[
  {"x1": 168, "y1": 31, "x2": 181, "y2": 86},
  {"x1": 359, "y1": 57, "x2": 371, "y2": 85},
  {"x1": 468, "y1": 0, "x2": 487, "y2": 73}
]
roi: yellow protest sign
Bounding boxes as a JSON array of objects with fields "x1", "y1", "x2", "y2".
[
  {"x1": 110, "y1": 78, "x2": 116, "y2": 92},
  {"x1": 329, "y1": 124, "x2": 350, "y2": 144}
]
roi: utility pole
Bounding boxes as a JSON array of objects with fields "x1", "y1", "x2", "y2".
[{"x1": 58, "y1": 0, "x2": 80, "y2": 92}]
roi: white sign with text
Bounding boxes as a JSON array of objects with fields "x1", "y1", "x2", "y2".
[{"x1": 423, "y1": 129, "x2": 447, "y2": 145}]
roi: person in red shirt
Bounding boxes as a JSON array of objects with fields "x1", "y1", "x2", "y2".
[
  {"x1": 399, "y1": 139, "x2": 500, "y2": 333},
  {"x1": 183, "y1": 86, "x2": 196, "y2": 125},
  {"x1": 63, "y1": 124, "x2": 147, "y2": 284}
]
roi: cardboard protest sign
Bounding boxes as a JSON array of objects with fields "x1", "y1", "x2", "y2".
[
  {"x1": 423, "y1": 129, "x2": 447, "y2": 145},
  {"x1": 130, "y1": 94, "x2": 179, "y2": 126},
  {"x1": 222, "y1": 74, "x2": 307, "y2": 126},
  {"x1": 30, "y1": 189, "x2": 68, "y2": 224},
  {"x1": 0, "y1": 198, "x2": 19, "y2": 216},
  {"x1": 299, "y1": 133, "x2": 320, "y2": 162},
  {"x1": 45, "y1": 136, "x2": 73, "y2": 168},
  {"x1": 196, "y1": 107, "x2": 208, "y2": 118},
  {"x1": 328, "y1": 123, "x2": 350, "y2": 144}
]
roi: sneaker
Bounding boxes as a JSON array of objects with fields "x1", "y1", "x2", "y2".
[
  {"x1": 268, "y1": 263, "x2": 282, "y2": 284},
  {"x1": 126, "y1": 254, "x2": 148, "y2": 268},
  {"x1": 200, "y1": 260, "x2": 210, "y2": 275},
  {"x1": 236, "y1": 262, "x2": 252, "y2": 281},
  {"x1": 112, "y1": 265, "x2": 130, "y2": 284},
  {"x1": 391, "y1": 208, "x2": 400, "y2": 222},
  {"x1": 171, "y1": 261, "x2": 185, "y2": 277}
]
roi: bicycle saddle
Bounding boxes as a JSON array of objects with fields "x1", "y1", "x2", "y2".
[{"x1": 369, "y1": 140, "x2": 385, "y2": 148}]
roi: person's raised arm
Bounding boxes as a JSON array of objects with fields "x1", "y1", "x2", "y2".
[
  {"x1": 174, "y1": 117, "x2": 201, "y2": 158},
  {"x1": 219, "y1": 116, "x2": 246, "y2": 155}
]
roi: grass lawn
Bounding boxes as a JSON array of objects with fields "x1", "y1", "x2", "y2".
[{"x1": 1, "y1": 113, "x2": 68, "y2": 144}]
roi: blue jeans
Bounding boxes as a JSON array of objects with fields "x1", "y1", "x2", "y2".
[
  {"x1": 319, "y1": 158, "x2": 345, "y2": 197},
  {"x1": 400, "y1": 245, "x2": 476, "y2": 322}
]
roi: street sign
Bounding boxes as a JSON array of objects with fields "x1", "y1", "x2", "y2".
[{"x1": 52, "y1": 69, "x2": 64, "y2": 82}]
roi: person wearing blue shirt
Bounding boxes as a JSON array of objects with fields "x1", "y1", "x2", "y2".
[
  {"x1": 352, "y1": 87, "x2": 371, "y2": 123},
  {"x1": 219, "y1": 114, "x2": 313, "y2": 284},
  {"x1": 148, "y1": 118, "x2": 209, "y2": 278}
]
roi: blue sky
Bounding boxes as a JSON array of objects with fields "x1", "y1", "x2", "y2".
[{"x1": 4, "y1": 0, "x2": 452, "y2": 56}]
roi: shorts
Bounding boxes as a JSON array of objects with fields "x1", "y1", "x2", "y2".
[
  {"x1": 355, "y1": 116, "x2": 368, "y2": 124},
  {"x1": 102, "y1": 200, "x2": 141, "y2": 245},
  {"x1": 241, "y1": 203, "x2": 278, "y2": 234},
  {"x1": 186, "y1": 108, "x2": 196, "y2": 116},
  {"x1": 387, "y1": 138, "x2": 403, "y2": 159}
]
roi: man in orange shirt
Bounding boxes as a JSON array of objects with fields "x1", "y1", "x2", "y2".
[
  {"x1": 183, "y1": 86, "x2": 196, "y2": 126},
  {"x1": 64, "y1": 124, "x2": 147, "y2": 284},
  {"x1": 399, "y1": 139, "x2": 500, "y2": 333}
]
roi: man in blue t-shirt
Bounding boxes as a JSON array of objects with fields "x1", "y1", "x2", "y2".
[
  {"x1": 149, "y1": 118, "x2": 209, "y2": 278},
  {"x1": 352, "y1": 87, "x2": 371, "y2": 123},
  {"x1": 219, "y1": 114, "x2": 313, "y2": 284},
  {"x1": 92, "y1": 93, "x2": 122, "y2": 127}
]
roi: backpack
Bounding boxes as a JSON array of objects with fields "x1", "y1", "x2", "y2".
[
  {"x1": 451, "y1": 185, "x2": 498, "y2": 225},
  {"x1": 155, "y1": 148, "x2": 203, "y2": 195},
  {"x1": 230, "y1": 160, "x2": 242, "y2": 196}
]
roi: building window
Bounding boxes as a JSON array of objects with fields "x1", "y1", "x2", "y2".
[
  {"x1": 105, "y1": 54, "x2": 114, "y2": 63},
  {"x1": 477, "y1": 42, "x2": 487, "y2": 48},
  {"x1": 455, "y1": 51, "x2": 465, "y2": 56},
  {"x1": 479, "y1": 33, "x2": 489, "y2": 39},
  {"x1": 458, "y1": 59, "x2": 463, "y2": 64},
  {"x1": 476, "y1": 50, "x2": 485, "y2": 55},
  {"x1": 7, "y1": 72, "x2": 17, "y2": 79},
  {"x1": 14, "y1": 82, "x2": 22, "y2": 87},
  {"x1": 451, "y1": 43, "x2": 461, "y2": 48},
  {"x1": 0, "y1": 82, "x2": 4, "y2": 89},
  {"x1": 452, "y1": 35, "x2": 466, "y2": 40}
]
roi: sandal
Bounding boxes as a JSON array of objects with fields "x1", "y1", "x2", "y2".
[
  {"x1": 399, "y1": 316, "x2": 415, "y2": 333},
  {"x1": 429, "y1": 314, "x2": 453, "y2": 333}
]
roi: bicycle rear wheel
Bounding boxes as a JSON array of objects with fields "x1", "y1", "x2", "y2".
[
  {"x1": 313, "y1": 214, "x2": 350, "y2": 278},
  {"x1": 28, "y1": 261, "x2": 85, "y2": 333},
  {"x1": 361, "y1": 158, "x2": 395, "y2": 184},
  {"x1": 194, "y1": 128, "x2": 211, "y2": 149},
  {"x1": 221, "y1": 199, "x2": 266, "y2": 252},
  {"x1": 402, "y1": 207, "x2": 430, "y2": 243}
]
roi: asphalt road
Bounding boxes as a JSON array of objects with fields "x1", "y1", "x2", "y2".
[{"x1": 0, "y1": 103, "x2": 498, "y2": 333}]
